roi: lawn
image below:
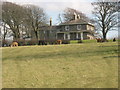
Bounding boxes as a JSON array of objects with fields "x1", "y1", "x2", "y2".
[{"x1": 2, "y1": 42, "x2": 118, "y2": 88}]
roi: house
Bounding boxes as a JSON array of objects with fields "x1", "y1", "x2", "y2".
[{"x1": 37, "y1": 13, "x2": 95, "y2": 40}]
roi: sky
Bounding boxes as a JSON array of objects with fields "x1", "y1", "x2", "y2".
[
  {"x1": 3, "y1": 0, "x2": 119, "y2": 39},
  {"x1": 5, "y1": 0, "x2": 94, "y2": 24}
]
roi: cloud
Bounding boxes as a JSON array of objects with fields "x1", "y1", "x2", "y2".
[
  {"x1": 70, "y1": 2, "x2": 93, "y2": 15},
  {"x1": 5, "y1": 0, "x2": 93, "y2": 14},
  {"x1": 34, "y1": 2, "x2": 93, "y2": 15},
  {"x1": 38, "y1": 2, "x2": 72, "y2": 12},
  {"x1": 6, "y1": 0, "x2": 94, "y2": 3},
  {"x1": 5, "y1": 0, "x2": 94, "y2": 24}
]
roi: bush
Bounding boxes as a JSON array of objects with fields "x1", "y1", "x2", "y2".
[
  {"x1": 62, "y1": 40, "x2": 70, "y2": 44},
  {"x1": 26, "y1": 39, "x2": 38, "y2": 45},
  {"x1": 38, "y1": 40, "x2": 47, "y2": 45},
  {"x1": 17, "y1": 39, "x2": 26, "y2": 46},
  {"x1": 78, "y1": 40, "x2": 82, "y2": 43},
  {"x1": 2, "y1": 40, "x2": 9, "y2": 47}
]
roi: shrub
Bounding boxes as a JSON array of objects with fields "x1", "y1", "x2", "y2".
[
  {"x1": 38, "y1": 40, "x2": 47, "y2": 45},
  {"x1": 2, "y1": 40, "x2": 9, "y2": 47},
  {"x1": 26, "y1": 39, "x2": 38, "y2": 45},
  {"x1": 17, "y1": 39, "x2": 26, "y2": 46},
  {"x1": 78, "y1": 40, "x2": 82, "y2": 43},
  {"x1": 62, "y1": 40, "x2": 70, "y2": 44},
  {"x1": 48, "y1": 40, "x2": 57, "y2": 45}
]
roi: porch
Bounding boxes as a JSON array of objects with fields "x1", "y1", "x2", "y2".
[{"x1": 56, "y1": 32, "x2": 85, "y2": 40}]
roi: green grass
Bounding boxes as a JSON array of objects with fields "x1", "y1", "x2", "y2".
[
  {"x1": 70, "y1": 40, "x2": 78, "y2": 44},
  {"x1": 70, "y1": 39, "x2": 118, "y2": 44},
  {"x1": 70, "y1": 40, "x2": 97, "y2": 44},
  {"x1": 2, "y1": 42, "x2": 118, "y2": 88},
  {"x1": 82, "y1": 40, "x2": 97, "y2": 43}
]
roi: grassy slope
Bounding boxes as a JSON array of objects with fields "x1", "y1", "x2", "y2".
[{"x1": 2, "y1": 42, "x2": 118, "y2": 88}]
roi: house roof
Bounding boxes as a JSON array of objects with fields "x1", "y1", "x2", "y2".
[
  {"x1": 59, "y1": 19, "x2": 94, "y2": 26},
  {"x1": 57, "y1": 30, "x2": 95, "y2": 34},
  {"x1": 38, "y1": 19, "x2": 94, "y2": 31},
  {"x1": 38, "y1": 25, "x2": 58, "y2": 31}
]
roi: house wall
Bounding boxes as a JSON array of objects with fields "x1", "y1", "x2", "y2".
[
  {"x1": 39, "y1": 30, "x2": 45, "y2": 40},
  {"x1": 81, "y1": 25, "x2": 87, "y2": 30},
  {"x1": 39, "y1": 30, "x2": 57, "y2": 40},
  {"x1": 38, "y1": 24, "x2": 94, "y2": 40},
  {"x1": 60, "y1": 24, "x2": 87, "y2": 31},
  {"x1": 87, "y1": 25, "x2": 94, "y2": 31},
  {"x1": 87, "y1": 34, "x2": 95, "y2": 39},
  {"x1": 49, "y1": 30, "x2": 57, "y2": 40}
]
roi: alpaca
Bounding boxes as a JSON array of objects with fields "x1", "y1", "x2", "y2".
[
  {"x1": 56, "y1": 40, "x2": 62, "y2": 44},
  {"x1": 11, "y1": 42, "x2": 18, "y2": 47}
]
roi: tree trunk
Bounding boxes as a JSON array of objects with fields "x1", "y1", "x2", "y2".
[
  {"x1": 35, "y1": 31, "x2": 38, "y2": 40},
  {"x1": 102, "y1": 32, "x2": 107, "y2": 42},
  {"x1": 102, "y1": 20, "x2": 107, "y2": 42},
  {"x1": 3, "y1": 23, "x2": 7, "y2": 41},
  {"x1": 13, "y1": 29, "x2": 20, "y2": 41}
]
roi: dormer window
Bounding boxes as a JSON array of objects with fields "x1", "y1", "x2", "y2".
[
  {"x1": 65, "y1": 26, "x2": 69, "y2": 31},
  {"x1": 77, "y1": 25, "x2": 81, "y2": 30}
]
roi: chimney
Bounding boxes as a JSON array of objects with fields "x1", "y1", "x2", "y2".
[
  {"x1": 77, "y1": 15, "x2": 80, "y2": 19},
  {"x1": 50, "y1": 17, "x2": 52, "y2": 26},
  {"x1": 74, "y1": 12, "x2": 77, "y2": 20}
]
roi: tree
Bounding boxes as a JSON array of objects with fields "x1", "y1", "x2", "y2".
[
  {"x1": 24, "y1": 5, "x2": 48, "y2": 40},
  {"x1": 57, "y1": 14, "x2": 63, "y2": 23},
  {"x1": 61, "y1": 7, "x2": 91, "y2": 22},
  {"x1": 2, "y1": 2, "x2": 27, "y2": 40},
  {"x1": 1, "y1": 22, "x2": 11, "y2": 41},
  {"x1": 92, "y1": 1, "x2": 119, "y2": 41}
]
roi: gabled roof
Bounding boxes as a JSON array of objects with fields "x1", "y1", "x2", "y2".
[
  {"x1": 59, "y1": 19, "x2": 94, "y2": 26},
  {"x1": 38, "y1": 19, "x2": 94, "y2": 31}
]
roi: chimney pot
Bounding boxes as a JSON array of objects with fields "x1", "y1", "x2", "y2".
[
  {"x1": 50, "y1": 17, "x2": 52, "y2": 26},
  {"x1": 74, "y1": 12, "x2": 77, "y2": 20},
  {"x1": 77, "y1": 15, "x2": 80, "y2": 19}
]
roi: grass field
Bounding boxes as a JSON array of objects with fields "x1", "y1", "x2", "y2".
[{"x1": 2, "y1": 42, "x2": 118, "y2": 88}]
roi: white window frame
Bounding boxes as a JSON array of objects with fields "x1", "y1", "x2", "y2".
[
  {"x1": 77, "y1": 25, "x2": 81, "y2": 30},
  {"x1": 65, "y1": 26, "x2": 69, "y2": 31}
]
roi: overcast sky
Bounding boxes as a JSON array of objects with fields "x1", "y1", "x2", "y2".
[
  {"x1": 3, "y1": 0, "x2": 118, "y2": 39},
  {"x1": 5, "y1": 0, "x2": 94, "y2": 24}
]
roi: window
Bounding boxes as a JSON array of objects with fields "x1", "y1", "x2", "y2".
[
  {"x1": 65, "y1": 26, "x2": 69, "y2": 31},
  {"x1": 77, "y1": 25, "x2": 81, "y2": 30}
]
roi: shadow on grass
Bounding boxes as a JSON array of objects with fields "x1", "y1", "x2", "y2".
[
  {"x1": 103, "y1": 56, "x2": 119, "y2": 58},
  {"x1": 2, "y1": 49, "x2": 118, "y2": 61}
]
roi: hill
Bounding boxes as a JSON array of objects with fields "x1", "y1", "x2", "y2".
[{"x1": 2, "y1": 42, "x2": 118, "y2": 88}]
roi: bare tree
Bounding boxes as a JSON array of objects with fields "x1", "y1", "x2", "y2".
[
  {"x1": 62, "y1": 7, "x2": 91, "y2": 22},
  {"x1": 92, "y1": 1, "x2": 119, "y2": 41},
  {"x1": 2, "y1": 2, "x2": 27, "y2": 40},
  {"x1": 24, "y1": 5, "x2": 48, "y2": 40},
  {"x1": 57, "y1": 14, "x2": 63, "y2": 24},
  {"x1": 1, "y1": 22, "x2": 11, "y2": 41}
]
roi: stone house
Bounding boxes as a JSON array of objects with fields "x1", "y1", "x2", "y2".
[{"x1": 37, "y1": 14, "x2": 95, "y2": 40}]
